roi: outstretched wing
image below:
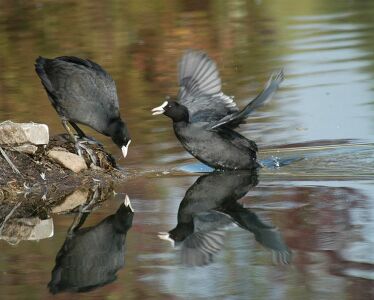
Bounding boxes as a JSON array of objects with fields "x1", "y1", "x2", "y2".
[
  {"x1": 209, "y1": 70, "x2": 284, "y2": 130},
  {"x1": 178, "y1": 50, "x2": 239, "y2": 123},
  {"x1": 180, "y1": 230, "x2": 226, "y2": 267}
]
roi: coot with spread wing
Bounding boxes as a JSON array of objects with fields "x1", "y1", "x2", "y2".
[{"x1": 152, "y1": 50, "x2": 283, "y2": 170}]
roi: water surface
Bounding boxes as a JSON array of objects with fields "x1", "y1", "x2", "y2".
[{"x1": 1, "y1": 0, "x2": 374, "y2": 299}]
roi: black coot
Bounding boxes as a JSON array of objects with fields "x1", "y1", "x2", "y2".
[
  {"x1": 159, "y1": 171, "x2": 291, "y2": 266},
  {"x1": 35, "y1": 56, "x2": 131, "y2": 158},
  {"x1": 152, "y1": 50, "x2": 283, "y2": 170}
]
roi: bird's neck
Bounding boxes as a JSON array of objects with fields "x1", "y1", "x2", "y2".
[
  {"x1": 173, "y1": 120, "x2": 189, "y2": 132},
  {"x1": 105, "y1": 118, "x2": 123, "y2": 136}
]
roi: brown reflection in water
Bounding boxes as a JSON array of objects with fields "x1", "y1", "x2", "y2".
[
  {"x1": 0, "y1": 1, "x2": 282, "y2": 166},
  {"x1": 243, "y1": 183, "x2": 374, "y2": 298}
]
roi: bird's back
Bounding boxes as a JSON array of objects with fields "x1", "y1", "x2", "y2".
[
  {"x1": 35, "y1": 56, "x2": 120, "y2": 134},
  {"x1": 174, "y1": 122, "x2": 258, "y2": 170}
]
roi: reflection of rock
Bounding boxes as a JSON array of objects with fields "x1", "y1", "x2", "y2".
[
  {"x1": 48, "y1": 149, "x2": 87, "y2": 173},
  {"x1": 49, "y1": 196, "x2": 134, "y2": 294},
  {"x1": 0, "y1": 217, "x2": 53, "y2": 245},
  {"x1": 161, "y1": 171, "x2": 291, "y2": 266},
  {"x1": 0, "y1": 184, "x2": 113, "y2": 247},
  {"x1": 50, "y1": 185, "x2": 113, "y2": 215},
  {"x1": 0, "y1": 121, "x2": 49, "y2": 145},
  {"x1": 52, "y1": 189, "x2": 90, "y2": 214}
]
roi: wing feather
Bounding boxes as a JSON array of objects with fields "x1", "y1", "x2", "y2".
[
  {"x1": 178, "y1": 50, "x2": 238, "y2": 122},
  {"x1": 209, "y1": 69, "x2": 284, "y2": 130}
]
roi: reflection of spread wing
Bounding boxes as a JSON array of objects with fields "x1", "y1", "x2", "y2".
[
  {"x1": 180, "y1": 230, "x2": 226, "y2": 267},
  {"x1": 179, "y1": 211, "x2": 232, "y2": 266},
  {"x1": 220, "y1": 202, "x2": 291, "y2": 265},
  {"x1": 253, "y1": 226, "x2": 292, "y2": 265},
  {"x1": 178, "y1": 50, "x2": 239, "y2": 123},
  {"x1": 209, "y1": 70, "x2": 284, "y2": 130}
]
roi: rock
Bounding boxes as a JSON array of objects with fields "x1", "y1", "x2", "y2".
[
  {"x1": 0, "y1": 217, "x2": 54, "y2": 245},
  {"x1": 48, "y1": 149, "x2": 87, "y2": 173},
  {"x1": 52, "y1": 189, "x2": 89, "y2": 214},
  {"x1": 0, "y1": 121, "x2": 49, "y2": 145},
  {"x1": 13, "y1": 144, "x2": 39, "y2": 154}
]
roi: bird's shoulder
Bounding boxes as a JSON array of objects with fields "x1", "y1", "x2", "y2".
[
  {"x1": 177, "y1": 50, "x2": 239, "y2": 123},
  {"x1": 41, "y1": 57, "x2": 119, "y2": 108}
]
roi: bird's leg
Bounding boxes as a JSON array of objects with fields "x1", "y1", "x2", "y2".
[
  {"x1": 67, "y1": 211, "x2": 90, "y2": 237},
  {"x1": 66, "y1": 186, "x2": 100, "y2": 237},
  {"x1": 61, "y1": 119, "x2": 98, "y2": 165},
  {"x1": 61, "y1": 118, "x2": 81, "y2": 153},
  {"x1": 81, "y1": 185, "x2": 100, "y2": 213},
  {"x1": 69, "y1": 121, "x2": 102, "y2": 146},
  {"x1": 69, "y1": 121, "x2": 88, "y2": 139},
  {"x1": 76, "y1": 142, "x2": 98, "y2": 165}
]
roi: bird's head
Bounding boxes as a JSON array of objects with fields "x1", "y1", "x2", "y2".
[
  {"x1": 109, "y1": 119, "x2": 131, "y2": 158},
  {"x1": 152, "y1": 100, "x2": 189, "y2": 122}
]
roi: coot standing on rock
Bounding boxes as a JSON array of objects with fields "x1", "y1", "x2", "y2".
[
  {"x1": 35, "y1": 56, "x2": 131, "y2": 159},
  {"x1": 152, "y1": 50, "x2": 283, "y2": 170}
]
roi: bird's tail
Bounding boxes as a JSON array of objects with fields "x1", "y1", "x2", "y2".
[{"x1": 35, "y1": 56, "x2": 54, "y2": 92}]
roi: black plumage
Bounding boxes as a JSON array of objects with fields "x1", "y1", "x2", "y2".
[
  {"x1": 152, "y1": 50, "x2": 284, "y2": 170},
  {"x1": 159, "y1": 171, "x2": 291, "y2": 266},
  {"x1": 35, "y1": 56, "x2": 131, "y2": 158},
  {"x1": 48, "y1": 198, "x2": 134, "y2": 294}
]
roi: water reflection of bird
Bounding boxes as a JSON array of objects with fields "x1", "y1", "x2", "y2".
[
  {"x1": 152, "y1": 50, "x2": 283, "y2": 170},
  {"x1": 35, "y1": 56, "x2": 131, "y2": 161},
  {"x1": 48, "y1": 195, "x2": 134, "y2": 294},
  {"x1": 159, "y1": 171, "x2": 291, "y2": 266}
]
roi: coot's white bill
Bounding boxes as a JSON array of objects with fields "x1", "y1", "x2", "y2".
[
  {"x1": 152, "y1": 101, "x2": 168, "y2": 115},
  {"x1": 124, "y1": 194, "x2": 134, "y2": 212},
  {"x1": 158, "y1": 232, "x2": 175, "y2": 247},
  {"x1": 121, "y1": 140, "x2": 131, "y2": 158}
]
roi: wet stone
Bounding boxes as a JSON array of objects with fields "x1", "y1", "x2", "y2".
[
  {"x1": 12, "y1": 144, "x2": 39, "y2": 154},
  {"x1": 48, "y1": 149, "x2": 88, "y2": 173},
  {"x1": 0, "y1": 121, "x2": 49, "y2": 145}
]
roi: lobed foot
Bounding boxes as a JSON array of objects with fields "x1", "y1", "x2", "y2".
[{"x1": 75, "y1": 140, "x2": 98, "y2": 166}]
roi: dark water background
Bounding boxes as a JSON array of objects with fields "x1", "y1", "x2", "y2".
[{"x1": 1, "y1": 0, "x2": 374, "y2": 299}]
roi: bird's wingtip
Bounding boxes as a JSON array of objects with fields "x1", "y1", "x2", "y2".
[
  {"x1": 273, "y1": 69, "x2": 285, "y2": 83},
  {"x1": 265, "y1": 69, "x2": 285, "y2": 89}
]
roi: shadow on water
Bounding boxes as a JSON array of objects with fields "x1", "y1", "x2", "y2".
[
  {"x1": 48, "y1": 196, "x2": 134, "y2": 294},
  {"x1": 159, "y1": 170, "x2": 291, "y2": 267}
]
